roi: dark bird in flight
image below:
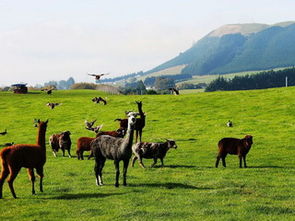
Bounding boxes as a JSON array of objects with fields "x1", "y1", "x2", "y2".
[{"x1": 87, "y1": 73, "x2": 109, "y2": 80}]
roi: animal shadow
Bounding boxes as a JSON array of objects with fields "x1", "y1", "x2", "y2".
[
  {"x1": 49, "y1": 192, "x2": 127, "y2": 200},
  {"x1": 129, "y1": 182, "x2": 200, "y2": 189},
  {"x1": 176, "y1": 138, "x2": 197, "y2": 142},
  {"x1": 153, "y1": 165, "x2": 196, "y2": 169}
]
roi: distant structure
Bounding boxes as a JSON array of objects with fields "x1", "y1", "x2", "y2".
[{"x1": 11, "y1": 83, "x2": 28, "y2": 94}]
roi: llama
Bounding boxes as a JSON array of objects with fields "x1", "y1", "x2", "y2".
[
  {"x1": 132, "y1": 139, "x2": 177, "y2": 168},
  {"x1": 0, "y1": 129, "x2": 7, "y2": 135},
  {"x1": 215, "y1": 135, "x2": 253, "y2": 168},
  {"x1": 134, "y1": 101, "x2": 145, "y2": 142},
  {"x1": 49, "y1": 131, "x2": 72, "y2": 157},
  {"x1": 76, "y1": 128, "x2": 126, "y2": 160},
  {"x1": 91, "y1": 112, "x2": 137, "y2": 187},
  {"x1": 0, "y1": 119, "x2": 48, "y2": 199}
]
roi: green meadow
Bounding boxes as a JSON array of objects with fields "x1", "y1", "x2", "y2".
[{"x1": 0, "y1": 88, "x2": 295, "y2": 220}]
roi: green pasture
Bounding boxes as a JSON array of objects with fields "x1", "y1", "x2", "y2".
[{"x1": 0, "y1": 88, "x2": 295, "y2": 220}]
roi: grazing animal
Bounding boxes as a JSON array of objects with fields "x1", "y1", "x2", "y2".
[
  {"x1": 88, "y1": 73, "x2": 109, "y2": 81},
  {"x1": 169, "y1": 87, "x2": 180, "y2": 95},
  {"x1": 76, "y1": 137, "x2": 96, "y2": 160},
  {"x1": 0, "y1": 119, "x2": 48, "y2": 199},
  {"x1": 215, "y1": 135, "x2": 253, "y2": 168},
  {"x1": 132, "y1": 139, "x2": 177, "y2": 168},
  {"x1": 91, "y1": 112, "x2": 137, "y2": 187},
  {"x1": 92, "y1": 97, "x2": 107, "y2": 105},
  {"x1": 134, "y1": 101, "x2": 146, "y2": 142},
  {"x1": 85, "y1": 119, "x2": 97, "y2": 129},
  {"x1": 46, "y1": 102, "x2": 61, "y2": 109},
  {"x1": 227, "y1": 120, "x2": 233, "y2": 127},
  {"x1": 76, "y1": 128, "x2": 126, "y2": 160},
  {"x1": 0, "y1": 129, "x2": 7, "y2": 136},
  {"x1": 49, "y1": 131, "x2": 72, "y2": 157}
]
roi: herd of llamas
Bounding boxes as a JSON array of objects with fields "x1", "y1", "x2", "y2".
[{"x1": 0, "y1": 96, "x2": 253, "y2": 199}]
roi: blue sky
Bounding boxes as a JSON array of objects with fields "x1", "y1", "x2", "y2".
[{"x1": 0, "y1": 0, "x2": 295, "y2": 85}]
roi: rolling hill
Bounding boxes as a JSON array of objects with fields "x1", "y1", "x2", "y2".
[{"x1": 147, "y1": 21, "x2": 295, "y2": 76}]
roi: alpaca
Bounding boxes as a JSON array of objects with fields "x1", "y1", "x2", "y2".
[
  {"x1": 76, "y1": 137, "x2": 96, "y2": 160},
  {"x1": 0, "y1": 119, "x2": 48, "y2": 199},
  {"x1": 49, "y1": 131, "x2": 72, "y2": 157},
  {"x1": 132, "y1": 139, "x2": 177, "y2": 168},
  {"x1": 91, "y1": 112, "x2": 137, "y2": 187}
]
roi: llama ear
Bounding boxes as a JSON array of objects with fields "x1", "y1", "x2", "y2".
[
  {"x1": 45, "y1": 119, "x2": 49, "y2": 124},
  {"x1": 37, "y1": 119, "x2": 40, "y2": 123}
]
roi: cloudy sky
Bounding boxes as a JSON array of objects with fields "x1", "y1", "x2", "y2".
[{"x1": 0, "y1": 0, "x2": 295, "y2": 86}]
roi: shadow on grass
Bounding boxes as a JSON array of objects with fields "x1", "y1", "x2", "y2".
[
  {"x1": 176, "y1": 138, "x2": 197, "y2": 142},
  {"x1": 129, "y1": 182, "x2": 207, "y2": 190},
  {"x1": 248, "y1": 165, "x2": 294, "y2": 169},
  {"x1": 48, "y1": 192, "x2": 127, "y2": 200},
  {"x1": 153, "y1": 165, "x2": 197, "y2": 169},
  {"x1": 27, "y1": 92, "x2": 41, "y2": 94}
]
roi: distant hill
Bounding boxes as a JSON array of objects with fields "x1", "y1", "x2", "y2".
[{"x1": 147, "y1": 21, "x2": 295, "y2": 76}]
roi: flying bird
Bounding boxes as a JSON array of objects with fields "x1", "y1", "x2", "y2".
[
  {"x1": 85, "y1": 119, "x2": 97, "y2": 129},
  {"x1": 87, "y1": 73, "x2": 109, "y2": 81}
]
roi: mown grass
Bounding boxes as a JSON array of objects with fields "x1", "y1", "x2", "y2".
[{"x1": 0, "y1": 88, "x2": 295, "y2": 220}]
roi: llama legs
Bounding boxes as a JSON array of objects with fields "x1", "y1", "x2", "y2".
[
  {"x1": 151, "y1": 158, "x2": 157, "y2": 168},
  {"x1": 114, "y1": 161, "x2": 120, "y2": 187},
  {"x1": 0, "y1": 164, "x2": 9, "y2": 199},
  {"x1": 123, "y1": 159, "x2": 129, "y2": 186},
  {"x1": 36, "y1": 167, "x2": 44, "y2": 192},
  {"x1": 27, "y1": 168, "x2": 36, "y2": 195},
  {"x1": 94, "y1": 159, "x2": 105, "y2": 186},
  {"x1": 67, "y1": 149, "x2": 72, "y2": 158},
  {"x1": 7, "y1": 167, "x2": 20, "y2": 199}
]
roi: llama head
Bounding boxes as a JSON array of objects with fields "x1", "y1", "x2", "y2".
[
  {"x1": 125, "y1": 111, "x2": 140, "y2": 117},
  {"x1": 166, "y1": 139, "x2": 177, "y2": 149},
  {"x1": 37, "y1": 119, "x2": 48, "y2": 131},
  {"x1": 243, "y1": 135, "x2": 253, "y2": 148},
  {"x1": 127, "y1": 112, "x2": 137, "y2": 128}
]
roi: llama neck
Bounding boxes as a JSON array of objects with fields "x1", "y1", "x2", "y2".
[
  {"x1": 122, "y1": 126, "x2": 134, "y2": 151},
  {"x1": 36, "y1": 126, "x2": 46, "y2": 149}
]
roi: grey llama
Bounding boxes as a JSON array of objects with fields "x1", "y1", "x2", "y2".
[{"x1": 91, "y1": 112, "x2": 137, "y2": 187}]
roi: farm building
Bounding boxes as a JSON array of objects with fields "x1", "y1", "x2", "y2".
[{"x1": 11, "y1": 83, "x2": 28, "y2": 94}]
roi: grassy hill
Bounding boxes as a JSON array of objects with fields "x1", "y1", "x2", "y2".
[
  {"x1": 147, "y1": 22, "x2": 295, "y2": 77},
  {"x1": 1, "y1": 89, "x2": 295, "y2": 220}
]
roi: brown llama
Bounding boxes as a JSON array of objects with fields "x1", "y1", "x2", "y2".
[{"x1": 0, "y1": 119, "x2": 48, "y2": 199}]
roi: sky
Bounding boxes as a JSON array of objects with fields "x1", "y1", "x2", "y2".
[{"x1": 0, "y1": 0, "x2": 295, "y2": 86}]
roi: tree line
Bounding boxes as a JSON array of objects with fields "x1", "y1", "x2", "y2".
[{"x1": 205, "y1": 67, "x2": 295, "y2": 92}]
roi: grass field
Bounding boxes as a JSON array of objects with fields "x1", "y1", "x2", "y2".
[{"x1": 1, "y1": 88, "x2": 295, "y2": 220}]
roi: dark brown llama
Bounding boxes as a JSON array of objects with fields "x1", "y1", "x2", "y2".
[
  {"x1": 0, "y1": 119, "x2": 48, "y2": 199},
  {"x1": 134, "y1": 101, "x2": 145, "y2": 142}
]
